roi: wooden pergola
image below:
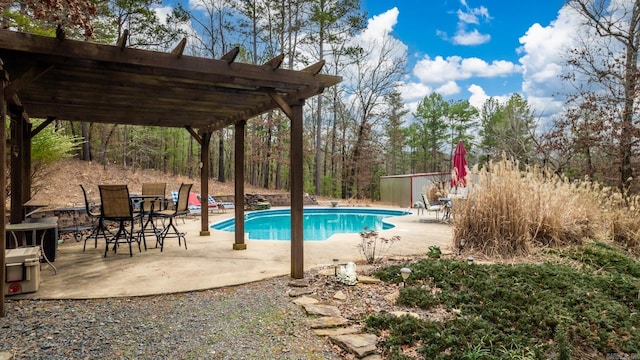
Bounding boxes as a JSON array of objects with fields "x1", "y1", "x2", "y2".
[{"x1": 0, "y1": 29, "x2": 341, "y2": 314}]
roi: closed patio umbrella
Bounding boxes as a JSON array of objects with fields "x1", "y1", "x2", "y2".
[{"x1": 450, "y1": 140, "x2": 468, "y2": 189}]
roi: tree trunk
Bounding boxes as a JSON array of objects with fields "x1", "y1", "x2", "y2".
[
  {"x1": 218, "y1": 129, "x2": 225, "y2": 182},
  {"x1": 620, "y1": 6, "x2": 639, "y2": 190},
  {"x1": 99, "y1": 124, "x2": 118, "y2": 167},
  {"x1": 81, "y1": 122, "x2": 91, "y2": 161}
]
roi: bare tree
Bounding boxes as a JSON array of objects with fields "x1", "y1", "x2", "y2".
[
  {"x1": 340, "y1": 35, "x2": 407, "y2": 198},
  {"x1": 301, "y1": 0, "x2": 365, "y2": 196},
  {"x1": 562, "y1": 0, "x2": 640, "y2": 190}
]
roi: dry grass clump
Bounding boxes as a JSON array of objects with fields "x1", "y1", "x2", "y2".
[
  {"x1": 426, "y1": 183, "x2": 445, "y2": 203},
  {"x1": 605, "y1": 192, "x2": 640, "y2": 254},
  {"x1": 453, "y1": 158, "x2": 611, "y2": 257}
]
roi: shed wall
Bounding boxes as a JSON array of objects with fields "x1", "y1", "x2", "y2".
[{"x1": 380, "y1": 173, "x2": 450, "y2": 207}]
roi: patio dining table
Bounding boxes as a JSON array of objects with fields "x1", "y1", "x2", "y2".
[
  {"x1": 130, "y1": 194, "x2": 166, "y2": 249},
  {"x1": 438, "y1": 197, "x2": 452, "y2": 222}
]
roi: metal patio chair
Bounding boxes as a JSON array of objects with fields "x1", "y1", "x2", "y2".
[
  {"x1": 98, "y1": 184, "x2": 144, "y2": 257},
  {"x1": 155, "y1": 183, "x2": 192, "y2": 252},
  {"x1": 80, "y1": 184, "x2": 111, "y2": 252}
]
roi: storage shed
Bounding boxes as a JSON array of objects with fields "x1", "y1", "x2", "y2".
[{"x1": 380, "y1": 172, "x2": 450, "y2": 207}]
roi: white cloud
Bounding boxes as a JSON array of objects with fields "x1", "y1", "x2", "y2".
[
  {"x1": 436, "y1": 81, "x2": 461, "y2": 96},
  {"x1": 153, "y1": 5, "x2": 172, "y2": 22},
  {"x1": 397, "y1": 82, "x2": 432, "y2": 116},
  {"x1": 359, "y1": 7, "x2": 399, "y2": 42},
  {"x1": 349, "y1": 7, "x2": 407, "y2": 64},
  {"x1": 413, "y1": 55, "x2": 521, "y2": 84},
  {"x1": 398, "y1": 82, "x2": 432, "y2": 102},
  {"x1": 453, "y1": 29, "x2": 491, "y2": 45},
  {"x1": 526, "y1": 96, "x2": 564, "y2": 118},
  {"x1": 439, "y1": 0, "x2": 491, "y2": 45},
  {"x1": 458, "y1": 0, "x2": 491, "y2": 24},
  {"x1": 457, "y1": 9, "x2": 479, "y2": 25},
  {"x1": 518, "y1": 6, "x2": 582, "y2": 100},
  {"x1": 467, "y1": 84, "x2": 489, "y2": 109},
  {"x1": 467, "y1": 84, "x2": 510, "y2": 110}
]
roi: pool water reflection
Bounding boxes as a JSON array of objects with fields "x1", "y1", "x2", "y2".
[{"x1": 210, "y1": 207, "x2": 410, "y2": 241}]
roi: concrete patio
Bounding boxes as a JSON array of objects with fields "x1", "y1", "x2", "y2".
[{"x1": 7, "y1": 207, "x2": 453, "y2": 300}]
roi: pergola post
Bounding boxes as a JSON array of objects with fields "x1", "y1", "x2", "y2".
[
  {"x1": 233, "y1": 120, "x2": 246, "y2": 250},
  {"x1": 1, "y1": 60, "x2": 8, "y2": 316},
  {"x1": 290, "y1": 103, "x2": 304, "y2": 279},
  {"x1": 23, "y1": 122, "x2": 32, "y2": 207},
  {"x1": 9, "y1": 108, "x2": 25, "y2": 224},
  {"x1": 199, "y1": 130, "x2": 212, "y2": 236}
]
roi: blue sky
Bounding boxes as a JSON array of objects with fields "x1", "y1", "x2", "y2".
[
  {"x1": 359, "y1": 0, "x2": 575, "y2": 118},
  {"x1": 159, "y1": 0, "x2": 580, "y2": 119}
]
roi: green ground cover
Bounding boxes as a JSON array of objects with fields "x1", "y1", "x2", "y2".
[{"x1": 368, "y1": 242, "x2": 640, "y2": 359}]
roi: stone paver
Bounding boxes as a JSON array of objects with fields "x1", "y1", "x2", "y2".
[
  {"x1": 312, "y1": 326, "x2": 361, "y2": 336},
  {"x1": 329, "y1": 333, "x2": 378, "y2": 358},
  {"x1": 391, "y1": 310, "x2": 420, "y2": 318},
  {"x1": 333, "y1": 290, "x2": 347, "y2": 300},
  {"x1": 302, "y1": 304, "x2": 342, "y2": 317},
  {"x1": 288, "y1": 288, "x2": 314, "y2": 297},
  {"x1": 291, "y1": 296, "x2": 318, "y2": 305},
  {"x1": 361, "y1": 355, "x2": 383, "y2": 360},
  {"x1": 307, "y1": 316, "x2": 350, "y2": 329},
  {"x1": 384, "y1": 289, "x2": 400, "y2": 303},
  {"x1": 357, "y1": 275, "x2": 381, "y2": 284},
  {"x1": 288, "y1": 279, "x2": 309, "y2": 287}
]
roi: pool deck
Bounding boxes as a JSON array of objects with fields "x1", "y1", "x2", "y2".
[{"x1": 7, "y1": 206, "x2": 453, "y2": 300}]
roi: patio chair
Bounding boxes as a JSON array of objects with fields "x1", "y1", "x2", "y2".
[
  {"x1": 187, "y1": 192, "x2": 202, "y2": 215},
  {"x1": 99, "y1": 184, "x2": 144, "y2": 257},
  {"x1": 139, "y1": 182, "x2": 167, "y2": 244},
  {"x1": 142, "y1": 183, "x2": 167, "y2": 212},
  {"x1": 170, "y1": 190, "x2": 187, "y2": 224},
  {"x1": 79, "y1": 184, "x2": 111, "y2": 252},
  {"x1": 421, "y1": 193, "x2": 442, "y2": 221},
  {"x1": 170, "y1": 190, "x2": 200, "y2": 214},
  {"x1": 198, "y1": 194, "x2": 218, "y2": 214},
  {"x1": 207, "y1": 194, "x2": 235, "y2": 212},
  {"x1": 155, "y1": 183, "x2": 192, "y2": 251}
]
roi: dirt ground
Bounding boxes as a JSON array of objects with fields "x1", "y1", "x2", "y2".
[{"x1": 25, "y1": 158, "x2": 282, "y2": 208}]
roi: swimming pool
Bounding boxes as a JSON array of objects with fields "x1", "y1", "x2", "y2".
[{"x1": 210, "y1": 207, "x2": 411, "y2": 241}]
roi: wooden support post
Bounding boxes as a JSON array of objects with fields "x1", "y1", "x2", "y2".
[
  {"x1": 9, "y1": 108, "x2": 24, "y2": 224},
  {"x1": 290, "y1": 103, "x2": 304, "y2": 279},
  {"x1": 200, "y1": 131, "x2": 211, "y2": 236},
  {"x1": 1, "y1": 59, "x2": 8, "y2": 317},
  {"x1": 23, "y1": 121, "x2": 32, "y2": 208},
  {"x1": 233, "y1": 120, "x2": 246, "y2": 250}
]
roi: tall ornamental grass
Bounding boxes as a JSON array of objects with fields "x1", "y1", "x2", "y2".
[
  {"x1": 605, "y1": 190, "x2": 640, "y2": 253},
  {"x1": 453, "y1": 158, "x2": 621, "y2": 257}
]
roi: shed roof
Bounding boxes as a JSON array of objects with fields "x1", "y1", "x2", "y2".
[{"x1": 0, "y1": 29, "x2": 341, "y2": 130}]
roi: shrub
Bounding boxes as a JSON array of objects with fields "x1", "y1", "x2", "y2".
[
  {"x1": 368, "y1": 255, "x2": 640, "y2": 358},
  {"x1": 358, "y1": 229, "x2": 400, "y2": 264}
]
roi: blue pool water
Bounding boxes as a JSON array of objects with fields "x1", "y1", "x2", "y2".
[{"x1": 210, "y1": 207, "x2": 410, "y2": 241}]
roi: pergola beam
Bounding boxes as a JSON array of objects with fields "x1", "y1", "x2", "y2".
[
  {"x1": 171, "y1": 38, "x2": 187, "y2": 58},
  {"x1": 116, "y1": 29, "x2": 129, "y2": 50},
  {"x1": 220, "y1": 47, "x2": 239, "y2": 64}
]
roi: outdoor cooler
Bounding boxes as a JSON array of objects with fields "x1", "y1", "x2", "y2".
[{"x1": 4, "y1": 247, "x2": 41, "y2": 295}]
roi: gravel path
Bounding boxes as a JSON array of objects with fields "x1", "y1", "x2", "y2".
[{"x1": 0, "y1": 276, "x2": 341, "y2": 360}]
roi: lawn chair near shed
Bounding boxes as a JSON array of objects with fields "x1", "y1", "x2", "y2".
[{"x1": 419, "y1": 193, "x2": 442, "y2": 222}]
